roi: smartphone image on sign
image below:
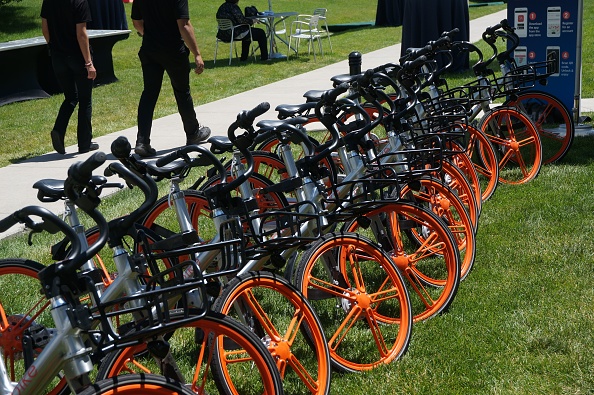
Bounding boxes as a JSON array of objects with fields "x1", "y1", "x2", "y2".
[
  {"x1": 547, "y1": 6, "x2": 561, "y2": 37},
  {"x1": 514, "y1": 7, "x2": 528, "y2": 38},
  {"x1": 514, "y1": 46, "x2": 528, "y2": 67},
  {"x1": 546, "y1": 46, "x2": 560, "y2": 77}
]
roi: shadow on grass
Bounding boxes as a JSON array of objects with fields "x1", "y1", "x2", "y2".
[
  {"x1": 0, "y1": 5, "x2": 38, "y2": 39},
  {"x1": 556, "y1": 134, "x2": 594, "y2": 166}
]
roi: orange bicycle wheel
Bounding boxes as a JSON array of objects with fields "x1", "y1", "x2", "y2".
[
  {"x1": 294, "y1": 232, "x2": 413, "y2": 372},
  {"x1": 79, "y1": 373, "x2": 197, "y2": 395},
  {"x1": 507, "y1": 90, "x2": 574, "y2": 165},
  {"x1": 212, "y1": 271, "x2": 331, "y2": 395},
  {"x1": 96, "y1": 311, "x2": 284, "y2": 395},
  {"x1": 440, "y1": 160, "x2": 480, "y2": 229},
  {"x1": 479, "y1": 106, "x2": 543, "y2": 185},
  {"x1": 464, "y1": 123, "x2": 500, "y2": 201},
  {"x1": 342, "y1": 201, "x2": 461, "y2": 322},
  {"x1": 0, "y1": 258, "x2": 68, "y2": 395},
  {"x1": 400, "y1": 176, "x2": 477, "y2": 281}
]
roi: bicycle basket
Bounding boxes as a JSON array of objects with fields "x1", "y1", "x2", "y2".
[
  {"x1": 409, "y1": 105, "x2": 468, "y2": 156},
  {"x1": 324, "y1": 167, "x2": 405, "y2": 221},
  {"x1": 85, "y1": 258, "x2": 211, "y2": 353},
  {"x1": 423, "y1": 77, "x2": 492, "y2": 113},
  {"x1": 143, "y1": 217, "x2": 245, "y2": 276},
  {"x1": 84, "y1": 220, "x2": 245, "y2": 352},
  {"x1": 244, "y1": 199, "x2": 322, "y2": 252}
]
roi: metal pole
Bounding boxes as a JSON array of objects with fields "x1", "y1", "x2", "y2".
[{"x1": 573, "y1": 0, "x2": 584, "y2": 123}]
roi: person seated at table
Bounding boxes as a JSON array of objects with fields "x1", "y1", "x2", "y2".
[{"x1": 216, "y1": 0, "x2": 269, "y2": 61}]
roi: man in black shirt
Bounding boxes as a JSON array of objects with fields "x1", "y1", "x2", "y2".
[
  {"x1": 131, "y1": 0, "x2": 211, "y2": 157},
  {"x1": 41, "y1": 0, "x2": 99, "y2": 154}
]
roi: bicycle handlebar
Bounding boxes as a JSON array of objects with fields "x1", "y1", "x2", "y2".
[
  {"x1": 226, "y1": 102, "x2": 270, "y2": 142},
  {"x1": 0, "y1": 206, "x2": 80, "y2": 257},
  {"x1": 67, "y1": 151, "x2": 107, "y2": 187},
  {"x1": 212, "y1": 103, "x2": 270, "y2": 194},
  {"x1": 155, "y1": 144, "x2": 227, "y2": 184},
  {"x1": 104, "y1": 161, "x2": 158, "y2": 234}
]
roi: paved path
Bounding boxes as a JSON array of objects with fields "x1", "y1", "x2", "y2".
[{"x1": 0, "y1": 9, "x2": 590, "y2": 239}]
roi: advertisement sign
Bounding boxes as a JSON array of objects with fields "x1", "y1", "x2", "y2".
[{"x1": 507, "y1": 0, "x2": 582, "y2": 114}]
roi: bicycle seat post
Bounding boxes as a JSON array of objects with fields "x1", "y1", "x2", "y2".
[{"x1": 168, "y1": 175, "x2": 194, "y2": 233}]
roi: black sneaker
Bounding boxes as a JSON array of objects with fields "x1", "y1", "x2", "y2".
[
  {"x1": 186, "y1": 126, "x2": 211, "y2": 145},
  {"x1": 134, "y1": 142, "x2": 157, "y2": 157},
  {"x1": 51, "y1": 130, "x2": 65, "y2": 154},
  {"x1": 78, "y1": 142, "x2": 99, "y2": 153}
]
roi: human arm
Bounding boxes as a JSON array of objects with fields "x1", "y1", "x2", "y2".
[
  {"x1": 76, "y1": 22, "x2": 96, "y2": 80},
  {"x1": 177, "y1": 19, "x2": 204, "y2": 75},
  {"x1": 41, "y1": 18, "x2": 50, "y2": 43},
  {"x1": 132, "y1": 18, "x2": 144, "y2": 37}
]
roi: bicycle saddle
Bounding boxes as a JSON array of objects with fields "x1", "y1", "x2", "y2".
[
  {"x1": 33, "y1": 176, "x2": 107, "y2": 203},
  {"x1": 275, "y1": 102, "x2": 316, "y2": 119},
  {"x1": 256, "y1": 116, "x2": 309, "y2": 130}
]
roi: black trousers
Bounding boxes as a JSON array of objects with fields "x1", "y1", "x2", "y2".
[
  {"x1": 242, "y1": 27, "x2": 269, "y2": 61},
  {"x1": 136, "y1": 47, "x2": 199, "y2": 145},
  {"x1": 51, "y1": 51, "x2": 94, "y2": 151}
]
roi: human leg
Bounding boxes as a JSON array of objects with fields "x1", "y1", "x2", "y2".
[
  {"x1": 164, "y1": 51, "x2": 210, "y2": 143},
  {"x1": 136, "y1": 49, "x2": 164, "y2": 146},
  {"x1": 50, "y1": 52, "x2": 77, "y2": 153},
  {"x1": 71, "y1": 57, "x2": 94, "y2": 152},
  {"x1": 251, "y1": 27, "x2": 268, "y2": 60}
]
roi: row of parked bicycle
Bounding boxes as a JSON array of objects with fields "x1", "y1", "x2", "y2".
[{"x1": 0, "y1": 19, "x2": 573, "y2": 395}]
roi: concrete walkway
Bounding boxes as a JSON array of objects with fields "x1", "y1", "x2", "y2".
[{"x1": 0, "y1": 8, "x2": 590, "y2": 238}]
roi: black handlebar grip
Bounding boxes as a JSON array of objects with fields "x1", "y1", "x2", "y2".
[
  {"x1": 236, "y1": 102, "x2": 271, "y2": 130},
  {"x1": 357, "y1": 69, "x2": 375, "y2": 89},
  {"x1": 441, "y1": 28, "x2": 459, "y2": 38},
  {"x1": 0, "y1": 213, "x2": 18, "y2": 233},
  {"x1": 402, "y1": 55, "x2": 427, "y2": 71},
  {"x1": 111, "y1": 135, "x2": 132, "y2": 159},
  {"x1": 228, "y1": 102, "x2": 271, "y2": 143},
  {"x1": 432, "y1": 35, "x2": 452, "y2": 49},
  {"x1": 68, "y1": 151, "x2": 107, "y2": 186},
  {"x1": 241, "y1": 102, "x2": 271, "y2": 126},
  {"x1": 485, "y1": 22, "x2": 503, "y2": 36},
  {"x1": 321, "y1": 82, "x2": 349, "y2": 104}
]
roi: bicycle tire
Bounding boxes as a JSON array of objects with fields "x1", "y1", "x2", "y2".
[
  {"x1": 78, "y1": 373, "x2": 196, "y2": 395},
  {"x1": 448, "y1": 145, "x2": 483, "y2": 213},
  {"x1": 463, "y1": 123, "x2": 500, "y2": 201},
  {"x1": 400, "y1": 176, "x2": 477, "y2": 281},
  {"x1": 212, "y1": 271, "x2": 332, "y2": 395},
  {"x1": 293, "y1": 232, "x2": 413, "y2": 372},
  {"x1": 479, "y1": 106, "x2": 543, "y2": 185},
  {"x1": 341, "y1": 201, "x2": 461, "y2": 322},
  {"x1": 96, "y1": 311, "x2": 284, "y2": 395},
  {"x1": 507, "y1": 90, "x2": 574, "y2": 165},
  {"x1": 440, "y1": 160, "x2": 480, "y2": 229},
  {"x1": 0, "y1": 258, "x2": 68, "y2": 395}
]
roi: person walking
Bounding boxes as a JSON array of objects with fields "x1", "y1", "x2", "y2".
[
  {"x1": 216, "y1": 0, "x2": 269, "y2": 62},
  {"x1": 131, "y1": 0, "x2": 211, "y2": 157},
  {"x1": 41, "y1": 0, "x2": 99, "y2": 155}
]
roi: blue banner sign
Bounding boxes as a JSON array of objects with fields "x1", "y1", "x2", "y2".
[{"x1": 507, "y1": 0, "x2": 581, "y2": 112}]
